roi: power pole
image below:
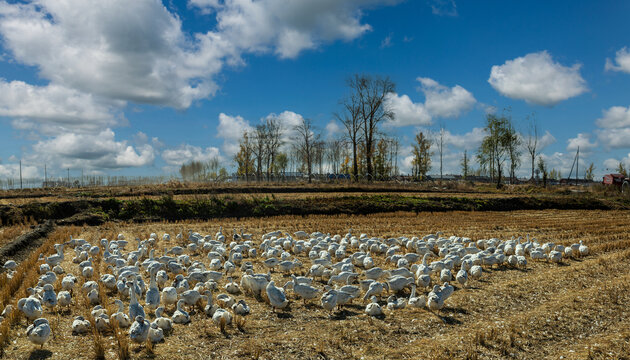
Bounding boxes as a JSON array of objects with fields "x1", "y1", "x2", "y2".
[
  {"x1": 67, "y1": 168, "x2": 70, "y2": 186},
  {"x1": 44, "y1": 164, "x2": 47, "y2": 188},
  {"x1": 19, "y1": 160, "x2": 23, "y2": 189},
  {"x1": 576, "y1": 147, "x2": 579, "y2": 186}
]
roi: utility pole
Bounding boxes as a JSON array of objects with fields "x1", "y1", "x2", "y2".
[
  {"x1": 67, "y1": 168, "x2": 70, "y2": 186},
  {"x1": 44, "y1": 164, "x2": 47, "y2": 188},
  {"x1": 19, "y1": 160, "x2": 23, "y2": 189},
  {"x1": 576, "y1": 147, "x2": 579, "y2": 186}
]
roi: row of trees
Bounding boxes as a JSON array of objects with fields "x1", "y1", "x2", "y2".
[
  {"x1": 232, "y1": 74, "x2": 401, "y2": 182},
  {"x1": 226, "y1": 73, "x2": 602, "y2": 185},
  {"x1": 179, "y1": 159, "x2": 227, "y2": 181}
]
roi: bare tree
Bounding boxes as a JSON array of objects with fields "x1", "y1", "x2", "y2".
[
  {"x1": 347, "y1": 74, "x2": 395, "y2": 181},
  {"x1": 435, "y1": 126, "x2": 445, "y2": 181},
  {"x1": 525, "y1": 113, "x2": 539, "y2": 181},
  {"x1": 253, "y1": 124, "x2": 268, "y2": 181},
  {"x1": 461, "y1": 149, "x2": 469, "y2": 180},
  {"x1": 326, "y1": 138, "x2": 343, "y2": 174},
  {"x1": 389, "y1": 138, "x2": 399, "y2": 177},
  {"x1": 294, "y1": 118, "x2": 320, "y2": 183},
  {"x1": 507, "y1": 124, "x2": 522, "y2": 184},
  {"x1": 264, "y1": 116, "x2": 283, "y2": 179},
  {"x1": 336, "y1": 91, "x2": 362, "y2": 181}
]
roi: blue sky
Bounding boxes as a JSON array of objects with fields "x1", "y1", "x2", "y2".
[{"x1": 1, "y1": 0, "x2": 629, "y2": 180}]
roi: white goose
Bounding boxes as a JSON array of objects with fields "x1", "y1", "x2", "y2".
[
  {"x1": 153, "y1": 307, "x2": 172, "y2": 332},
  {"x1": 408, "y1": 284, "x2": 426, "y2": 309},
  {"x1": 145, "y1": 270, "x2": 160, "y2": 311},
  {"x1": 426, "y1": 285, "x2": 445, "y2": 312},
  {"x1": 578, "y1": 240, "x2": 589, "y2": 257},
  {"x1": 148, "y1": 322, "x2": 164, "y2": 343},
  {"x1": 469, "y1": 265, "x2": 483, "y2": 280},
  {"x1": 26, "y1": 318, "x2": 51, "y2": 348},
  {"x1": 265, "y1": 281, "x2": 288, "y2": 312},
  {"x1": 112, "y1": 299, "x2": 131, "y2": 328},
  {"x1": 71, "y1": 315, "x2": 91, "y2": 335},
  {"x1": 41, "y1": 284, "x2": 57, "y2": 311},
  {"x1": 129, "y1": 316, "x2": 150, "y2": 344},
  {"x1": 456, "y1": 269, "x2": 468, "y2": 288},
  {"x1": 386, "y1": 295, "x2": 406, "y2": 310},
  {"x1": 128, "y1": 278, "x2": 145, "y2": 320},
  {"x1": 290, "y1": 280, "x2": 321, "y2": 304},
  {"x1": 18, "y1": 297, "x2": 43, "y2": 321},
  {"x1": 212, "y1": 308, "x2": 233, "y2": 332},
  {"x1": 46, "y1": 244, "x2": 65, "y2": 267},
  {"x1": 225, "y1": 277, "x2": 241, "y2": 295},
  {"x1": 363, "y1": 281, "x2": 387, "y2": 301},
  {"x1": 365, "y1": 296, "x2": 383, "y2": 316},
  {"x1": 172, "y1": 300, "x2": 190, "y2": 324},
  {"x1": 56, "y1": 291, "x2": 72, "y2": 309},
  {"x1": 161, "y1": 287, "x2": 178, "y2": 309},
  {"x1": 232, "y1": 299, "x2": 251, "y2": 320},
  {"x1": 321, "y1": 288, "x2": 338, "y2": 314}
]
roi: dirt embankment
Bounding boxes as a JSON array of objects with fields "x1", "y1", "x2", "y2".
[
  {"x1": 0, "y1": 220, "x2": 54, "y2": 265},
  {"x1": 0, "y1": 194, "x2": 627, "y2": 227}
]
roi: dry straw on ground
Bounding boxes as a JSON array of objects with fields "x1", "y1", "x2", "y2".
[{"x1": 2, "y1": 210, "x2": 630, "y2": 359}]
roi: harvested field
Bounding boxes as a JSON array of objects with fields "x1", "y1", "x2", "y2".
[{"x1": 1, "y1": 210, "x2": 629, "y2": 359}]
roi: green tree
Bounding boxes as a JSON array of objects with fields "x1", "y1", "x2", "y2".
[
  {"x1": 584, "y1": 162, "x2": 595, "y2": 181},
  {"x1": 373, "y1": 138, "x2": 391, "y2": 180},
  {"x1": 411, "y1": 131, "x2": 432, "y2": 180},
  {"x1": 274, "y1": 152, "x2": 289, "y2": 178},
  {"x1": 617, "y1": 162, "x2": 628, "y2": 177},
  {"x1": 461, "y1": 150, "x2": 469, "y2": 180},
  {"x1": 537, "y1": 156, "x2": 548, "y2": 187},
  {"x1": 477, "y1": 113, "x2": 517, "y2": 188},
  {"x1": 234, "y1": 130, "x2": 255, "y2": 181}
]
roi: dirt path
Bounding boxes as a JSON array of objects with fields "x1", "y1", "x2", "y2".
[{"x1": 0, "y1": 220, "x2": 54, "y2": 266}]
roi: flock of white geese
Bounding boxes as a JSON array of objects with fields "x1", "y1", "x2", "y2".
[{"x1": 0, "y1": 227, "x2": 589, "y2": 350}]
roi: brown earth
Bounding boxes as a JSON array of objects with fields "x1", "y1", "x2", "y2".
[{"x1": 1, "y1": 210, "x2": 629, "y2": 359}]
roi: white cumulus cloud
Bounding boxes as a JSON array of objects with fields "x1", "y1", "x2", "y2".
[
  {"x1": 190, "y1": 0, "x2": 401, "y2": 59},
  {"x1": 162, "y1": 144, "x2": 222, "y2": 166},
  {"x1": 325, "y1": 120, "x2": 343, "y2": 139},
  {"x1": 597, "y1": 128, "x2": 630, "y2": 149},
  {"x1": 488, "y1": 51, "x2": 587, "y2": 106},
  {"x1": 31, "y1": 129, "x2": 155, "y2": 170},
  {"x1": 605, "y1": 47, "x2": 630, "y2": 74},
  {"x1": 0, "y1": 163, "x2": 39, "y2": 178},
  {"x1": 567, "y1": 133, "x2": 597, "y2": 153},
  {"x1": 216, "y1": 113, "x2": 253, "y2": 158},
  {"x1": 596, "y1": 105, "x2": 630, "y2": 129},
  {"x1": 417, "y1": 77, "x2": 476, "y2": 118},
  {"x1": 386, "y1": 77, "x2": 475, "y2": 127},
  {"x1": 0, "y1": 80, "x2": 123, "y2": 136},
  {"x1": 385, "y1": 93, "x2": 432, "y2": 127}
]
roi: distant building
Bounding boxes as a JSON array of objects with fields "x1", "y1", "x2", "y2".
[{"x1": 602, "y1": 173, "x2": 625, "y2": 187}]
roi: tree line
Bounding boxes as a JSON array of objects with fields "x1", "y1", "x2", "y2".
[{"x1": 205, "y1": 73, "x2": 600, "y2": 186}]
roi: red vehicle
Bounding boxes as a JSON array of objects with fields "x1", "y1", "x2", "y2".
[{"x1": 602, "y1": 173, "x2": 629, "y2": 193}]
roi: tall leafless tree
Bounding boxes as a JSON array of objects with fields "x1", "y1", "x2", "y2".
[
  {"x1": 264, "y1": 116, "x2": 283, "y2": 179},
  {"x1": 294, "y1": 118, "x2": 319, "y2": 183},
  {"x1": 525, "y1": 113, "x2": 539, "y2": 182},
  {"x1": 436, "y1": 126, "x2": 445, "y2": 181},
  {"x1": 326, "y1": 138, "x2": 343, "y2": 174},
  {"x1": 347, "y1": 74, "x2": 395, "y2": 181},
  {"x1": 253, "y1": 124, "x2": 267, "y2": 181},
  {"x1": 336, "y1": 92, "x2": 362, "y2": 181}
]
